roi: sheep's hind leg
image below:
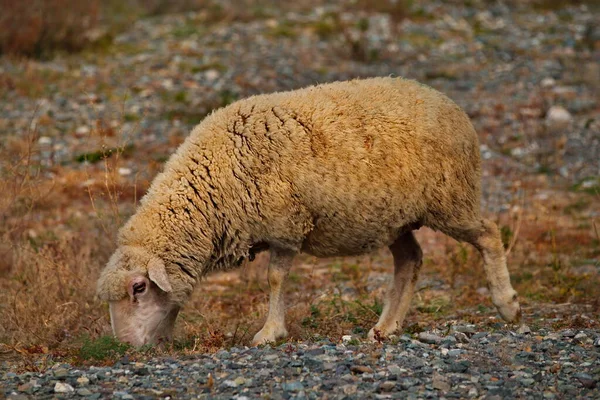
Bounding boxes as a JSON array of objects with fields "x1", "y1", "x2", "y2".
[
  {"x1": 251, "y1": 247, "x2": 295, "y2": 346},
  {"x1": 446, "y1": 219, "x2": 521, "y2": 322},
  {"x1": 368, "y1": 231, "x2": 423, "y2": 341}
]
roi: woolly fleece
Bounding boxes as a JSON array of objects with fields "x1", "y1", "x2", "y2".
[{"x1": 98, "y1": 77, "x2": 488, "y2": 305}]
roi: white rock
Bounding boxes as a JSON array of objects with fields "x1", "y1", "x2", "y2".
[
  {"x1": 581, "y1": 179, "x2": 598, "y2": 189},
  {"x1": 341, "y1": 335, "x2": 352, "y2": 343},
  {"x1": 38, "y1": 136, "x2": 52, "y2": 145},
  {"x1": 418, "y1": 332, "x2": 443, "y2": 344},
  {"x1": 81, "y1": 179, "x2": 96, "y2": 187},
  {"x1": 511, "y1": 147, "x2": 526, "y2": 157},
  {"x1": 161, "y1": 79, "x2": 174, "y2": 90},
  {"x1": 541, "y1": 77, "x2": 556, "y2": 87},
  {"x1": 545, "y1": 106, "x2": 572, "y2": 127},
  {"x1": 54, "y1": 382, "x2": 74, "y2": 393},
  {"x1": 118, "y1": 167, "x2": 132, "y2": 176},
  {"x1": 205, "y1": 69, "x2": 220, "y2": 81},
  {"x1": 234, "y1": 376, "x2": 246, "y2": 385},
  {"x1": 75, "y1": 126, "x2": 90, "y2": 136},
  {"x1": 517, "y1": 324, "x2": 532, "y2": 335},
  {"x1": 454, "y1": 332, "x2": 470, "y2": 343},
  {"x1": 76, "y1": 376, "x2": 89, "y2": 386},
  {"x1": 387, "y1": 365, "x2": 402, "y2": 375}
]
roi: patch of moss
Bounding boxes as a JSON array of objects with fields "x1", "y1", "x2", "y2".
[
  {"x1": 79, "y1": 336, "x2": 130, "y2": 362},
  {"x1": 571, "y1": 177, "x2": 600, "y2": 195},
  {"x1": 269, "y1": 21, "x2": 297, "y2": 38}
]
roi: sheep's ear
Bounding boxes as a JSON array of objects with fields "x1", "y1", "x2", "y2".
[{"x1": 147, "y1": 258, "x2": 172, "y2": 293}]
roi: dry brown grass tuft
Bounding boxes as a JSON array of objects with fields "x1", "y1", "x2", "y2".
[
  {"x1": 0, "y1": 120, "x2": 126, "y2": 360},
  {"x1": 0, "y1": 0, "x2": 100, "y2": 57}
]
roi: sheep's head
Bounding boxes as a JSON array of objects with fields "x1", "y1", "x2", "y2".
[{"x1": 96, "y1": 246, "x2": 180, "y2": 347}]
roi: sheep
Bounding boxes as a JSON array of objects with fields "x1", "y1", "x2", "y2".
[{"x1": 96, "y1": 77, "x2": 521, "y2": 347}]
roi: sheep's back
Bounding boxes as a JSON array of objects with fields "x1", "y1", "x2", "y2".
[{"x1": 196, "y1": 77, "x2": 482, "y2": 256}]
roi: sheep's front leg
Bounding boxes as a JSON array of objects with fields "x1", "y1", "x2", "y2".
[
  {"x1": 368, "y1": 231, "x2": 423, "y2": 340},
  {"x1": 251, "y1": 248, "x2": 295, "y2": 346}
]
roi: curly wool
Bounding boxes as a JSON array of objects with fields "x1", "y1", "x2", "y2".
[{"x1": 98, "y1": 77, "x2": 483, "y2": 305}]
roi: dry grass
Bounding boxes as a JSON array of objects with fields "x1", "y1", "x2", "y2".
[
  {"x1": 0, "y1": 0, "x2": 416, "y2": 59},
  {"x1": 0, "y1": 0, "x2": 264, "y2": 58},
  {"x1": 0, "y1": 0, "x2": 100, "y2": 57}
]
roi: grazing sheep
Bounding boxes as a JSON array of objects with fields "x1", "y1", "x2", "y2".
[{"x1": 97, "y1": 77, "x2": 521, "y2": 347}]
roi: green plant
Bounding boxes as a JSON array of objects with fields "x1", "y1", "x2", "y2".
[
  {"x1": 417, "y1": 297, "x2": 451, "y2": 315},
  {"x1": 79, "y1": 336, "x2": 131, "y2": 361},
  {"x1": 74, "y1": 144, "x2": 135, "y2": 164},
  {"x1": 301, "y1": 304, "x2": 322, "y2": 329},
  {"x1": 269, "y1": 21, "x2": 297, "y2": 38},
  {"x1": 500, "y1": 225, "x2": 514, "y2": 249}
]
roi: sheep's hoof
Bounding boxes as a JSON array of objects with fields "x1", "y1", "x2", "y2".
[
  {"x1": 367, "y1": 327, "x2": 389, "y2": 342},
  {"x1": 251, "y1": 326, "x2": 288, "y2": 346}
]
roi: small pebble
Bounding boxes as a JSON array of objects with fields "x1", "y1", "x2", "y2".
[
  {"x1": 541, "y1": 77, "x2": 556, "y2": 87},
  {"x1": 77, "y1": 388, "x2": 93, "y2": 396},
  {"x1": 448, "y1": 349, "x2": 464, "y2": 357},
  {"x1": 517, "y1": 324, "x2": 531, "y2": 335},
  {"x1": 418, "y1": 332, "x2": 443, "y2": 344},
  {"x1": 454, "y1": 332, "x2": 470, "y2": 343},
  {"x1": 573, "y1": 332, "x2": 587, "y2": 341},
  {"x1": 75, "y1": 126, "x2": 91, "y2": 136},
  {"x1": 545, "y1": 106, "x2": 572, "y2": 127},
  {"x1": 54, "y1": 382, "x2": 74, "y2": 393},
  {"x1": 350, "y1": 365, "x2": 373, "y2": 374},
  {"x1": 38, "y1": 136, "x2": 52, "y2": 145},
  {"x1": 222, "y1": 380, "x2": 238, "y2": 388},
  {"x1": 282, "y1": 381, "x2": 304, "y2": 391},
  {"x1": 17, "y1": 382, "x2": 34, "y2": 393},
  {"x1": 453, "y1": 325, "x2": 476, "y2": 334},
  {"x1": 449, "y1": 360, "x2": 471, "y2": 373},
  {"x1": 53, "y1": 368, "x2": 69, "y2": 378},
  {"x1": 77, "y1": 376, "x2": 90, "y2": 386},
  {"x1": 561, "y1": 330, "x2": 576, "y2": 338},
  {"x1": 387, "y1": 365, "x2": 402, "y2": 375},
  {"x1": 432, "y1": 375, "x2": 451, "y2": 391}
]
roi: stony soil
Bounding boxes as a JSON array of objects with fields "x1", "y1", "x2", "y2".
[{"x1": 2, "y1": 321, "x2": 600, "y2": 399}]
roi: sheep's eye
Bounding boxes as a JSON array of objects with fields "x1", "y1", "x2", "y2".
[{"x1": 132, "y1": 282, "x2": 146, "y2": 295}]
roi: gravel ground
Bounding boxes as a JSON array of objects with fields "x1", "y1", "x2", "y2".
[
  {"x1": 1, "y1": 1, "x2": 598, "y2": 186},
  {"x1": 2, "y1": 324, "x2": 599, "y2": 399}
]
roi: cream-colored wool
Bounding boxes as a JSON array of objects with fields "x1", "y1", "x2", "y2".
[{"x1": 97, "y1": 77, "x2": 520, "y2": 345}]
